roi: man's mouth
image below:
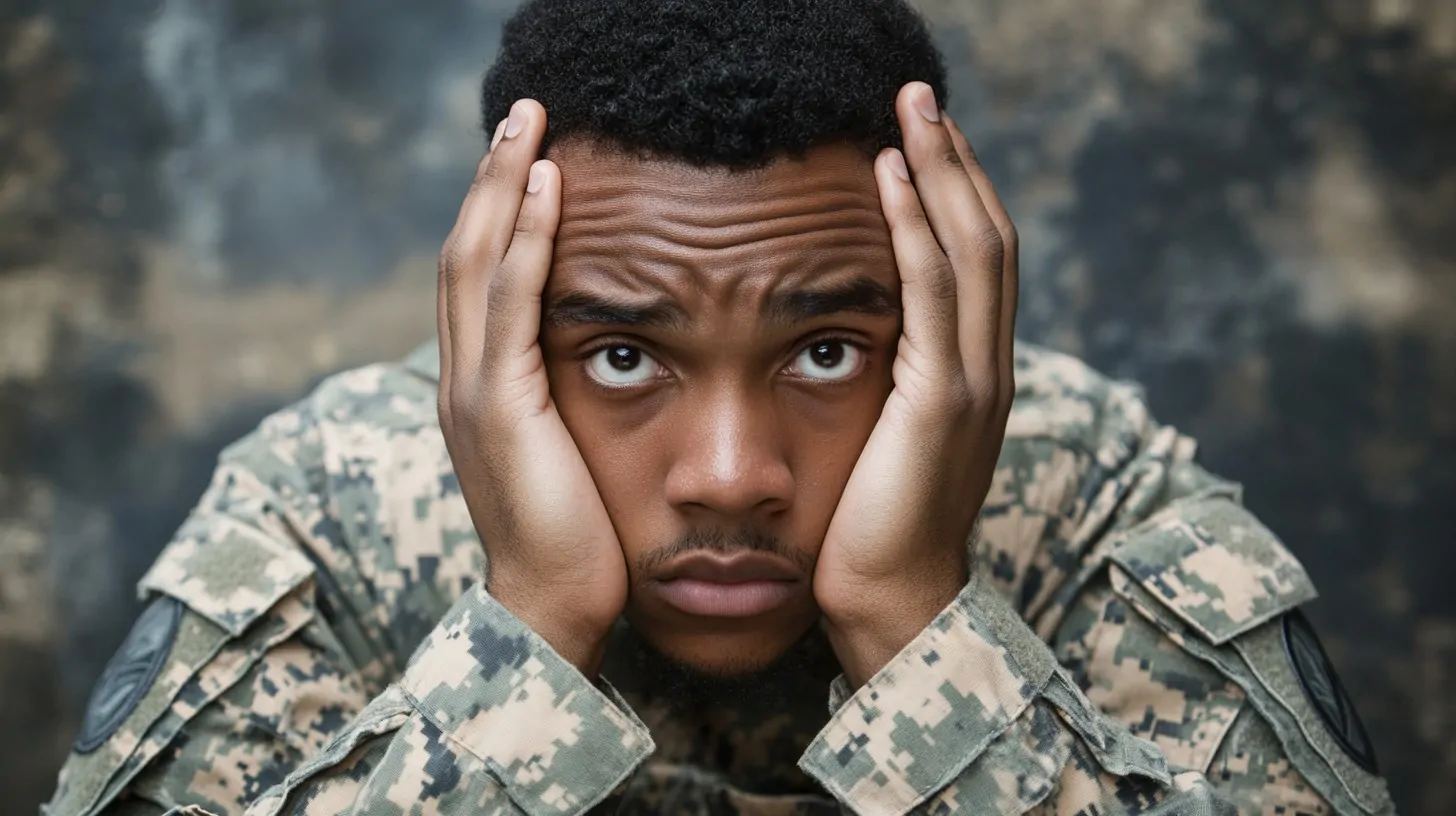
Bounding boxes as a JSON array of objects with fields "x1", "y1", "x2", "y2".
[{"x1": 649, "y1": 552, "x2": 802, "y2": 617}]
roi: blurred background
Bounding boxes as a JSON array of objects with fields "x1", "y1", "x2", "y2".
[{"x1": 1, "y1": 0, "x2": 1452, "y2": 812}]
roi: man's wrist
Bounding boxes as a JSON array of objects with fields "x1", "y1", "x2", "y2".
[
  {"x1": 489, "y1": 581, "x2": 610, "y2": 677},
  {"x1": 820, "y1": 574, "x2": 964, "y2": 689},
  {"x1": 530, "y1": 616, "x2": 608, "y2": 678}
]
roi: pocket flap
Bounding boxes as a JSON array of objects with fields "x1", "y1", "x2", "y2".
[
  {"x1": 1108, "y1": 498, "x2": 1316, "y2": 644},
  {"x1": 138, "y1": 515, "x2": 315, "y2": 636}
]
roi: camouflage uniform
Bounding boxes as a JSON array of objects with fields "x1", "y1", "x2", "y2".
[{"x1": 44, "y1": 342, "x2": 1396, "y2": 815}]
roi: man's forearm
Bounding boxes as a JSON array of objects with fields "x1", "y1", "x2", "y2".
[
  {"x1": 799, "y1": 574, "x2": 1237, "y2": 815},
  {"x1": 238, "y1": 583, "x2": 654, "y2": 816}
]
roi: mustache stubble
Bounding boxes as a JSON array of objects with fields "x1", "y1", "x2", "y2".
[{"x1": 633, "y1": 526, "x2": 815, "y2": 575}]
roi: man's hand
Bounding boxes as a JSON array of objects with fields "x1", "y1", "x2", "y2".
[
  {"x1": 814, "y1": 81, "x2": 1019, "y2": 688},
  {"x1": 437, "y1": 99, "x2": 626, "y2": 677}
]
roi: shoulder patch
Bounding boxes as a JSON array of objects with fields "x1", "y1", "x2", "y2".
[
  {"x1": 1108, "y1": 498, "x2": 1317, "y2": 644},
  {"x1": 1284, "y1": 610, "x2": 1379, "y2": 774},
  {"x1": 74, "y1": 597, "x2": 182, "y2": 754}
]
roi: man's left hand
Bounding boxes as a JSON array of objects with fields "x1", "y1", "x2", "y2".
[{"x1": 814, "y1": 80, "x2": 1019, "y2": 689}]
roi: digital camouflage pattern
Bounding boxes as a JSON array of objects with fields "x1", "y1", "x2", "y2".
[{"x1": 42, "y1": 342, "x2": 1398, "y2": 815}]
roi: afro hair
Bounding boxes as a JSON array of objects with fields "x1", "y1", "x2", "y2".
[{"x1": 479, "y1": 0, "x2": 949, "y2": 169}]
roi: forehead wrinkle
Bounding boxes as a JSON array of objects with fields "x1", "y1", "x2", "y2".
[
  {"x1": 548, "y1": 250, "x2": 708, "y2": 322},
  {"x1": 552, "y1": 249, "x2": 693, "y2": 294},
  {"x1": 565, "y1": 182, "x2": 881, "y2": 224},
  {"x1": 556, "y1": 230, "x2": 890, "y2": 306},
  {"x1": 562, "y1": 190, "x2": 879, "y2": 244},
  {"x1": 553, "y1": 227, "x2": 895, "y2": 334},
  {"x1": 560, "y1": 207, "x2": 886, "y2": 257}
]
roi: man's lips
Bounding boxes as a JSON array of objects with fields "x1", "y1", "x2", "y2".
[{"x1": 650, "y1": 552, "x2": 802, "y2": 618}]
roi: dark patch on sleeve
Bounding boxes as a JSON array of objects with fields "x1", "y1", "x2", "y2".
[
  {"x1": 467, "y1": 619, "x2": 532, "y2": 682},
  {"x1": 990, "y1": 550, "x2": 1018, "y2": 584},
  {"x1": 1102, "y1": 597, "x2": 1128, "y2": 625},
  {"x1": 1019, "y1": 568, "x2": 1042, "y2": 612},
  {"x1": 417, "y1": 555, "x2": 440, "y2": 585},
  {"x1": 308, "y1": 514, "x2": 348, "y2": 551},
  {"x1": 1019, "y1": 568, "x2": 1044, "y2": 612},
  {"x1": 312, "y1": 703, "x2": 351, "y2": 736},
  {"x1": 341, "y1": 745, "x2": 379, "y2": 783},
  {"x1": 418, "y1": 718, "x2": 463, "y2": 800},
  {"x1": 1156, "y1": 665, "x2": 1221, "y2": 699},
  {"x1": 74, "y1": 596, "x2": 183, "y2": 754},
  {"x1": 242, "y1": 752, "x2": 295, "y2": 803},
  {"x1": 834, "y1": 732, "x2": 870, "y2": 766},
  {"x1": 439, "y1": 471, "x2": 460, "y2": 497},
  {"x1": 1283, "y1": 610, "x2": 1380, "y2": 774}
]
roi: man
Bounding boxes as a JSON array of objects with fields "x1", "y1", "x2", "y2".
[{"x1": 45, "y1": 0, "x2": 1395, "y2": 813}]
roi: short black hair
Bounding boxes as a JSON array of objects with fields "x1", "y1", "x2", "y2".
[{"x1": 479, "y1": 0, "x2": 948, "y2": 169}]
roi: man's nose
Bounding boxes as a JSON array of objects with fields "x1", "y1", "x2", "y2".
[{"x1": 663, "y1": 390, "x2": 794, "y2": 520}]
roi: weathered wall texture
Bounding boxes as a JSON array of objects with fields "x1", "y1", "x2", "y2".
[{"x1": 1, "y1": 0, "x2": 1451, "y2": 812}]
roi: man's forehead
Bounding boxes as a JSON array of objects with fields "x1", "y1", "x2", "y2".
[{"x1": 544, "y1": 139, "x2": 897, "y2": 307}]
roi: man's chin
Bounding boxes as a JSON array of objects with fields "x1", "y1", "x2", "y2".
[
  {"x1": 619, "y1": 623, "x2": 839, "y2": 706},
  {"x1": 667, "y1": 649, "x2": 783, "y2": 681}
]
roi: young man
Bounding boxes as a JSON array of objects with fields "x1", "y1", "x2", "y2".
[{"x1": 47, "y1": 0, "x2": 1394, "y2": 813}]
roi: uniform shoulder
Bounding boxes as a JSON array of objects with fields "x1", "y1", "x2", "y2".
[
  {"x1": 45, "y1": 345, "x2": 459, "y2": 816},
  {"x1": 1102, "y1": 497, "x2": 1395, "y2": 814},
  {"x1": 979, "y1": 344, "x2": 1216, "y2": 618},
  {"x1": 142, "y1": 343, "x2": 452, "y2": 659},
  {"x1": 1007, "y1": 342, "x2": 1161, "y2": 460},
  {"x1": 241, "y1": 345, "x2": 438, "y2": 451},
  {"x1": 135, "y1": 341, "x2": 443, "y2": 590},
  {"x1": 207, "y1": 344, "x2": 442, "y2": 494}
]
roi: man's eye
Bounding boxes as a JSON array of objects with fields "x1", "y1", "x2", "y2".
[
  {"x1": 586, "y1": 345, "x2": 661, "y2": 386},
  {"x1": 789, "y1": 340, "x2": 863, "y2": 382}
]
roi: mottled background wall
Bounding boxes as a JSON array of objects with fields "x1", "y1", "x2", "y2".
[{"x1": 1, "y1": 0, "x2": 1451, "y2": 812}]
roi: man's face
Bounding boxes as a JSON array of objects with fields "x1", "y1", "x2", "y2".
[{"x1": 539, "y1": 140, "x2": 900, "y2": 677}]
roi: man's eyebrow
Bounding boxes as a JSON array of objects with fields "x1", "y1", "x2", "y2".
[
  {"x1": 543, "y1": 291, "x2": 690, "y2": 330},
  {"x1": 764, "y1": 276, "x2": 899, "y2": 325},
  {"x1": 543, "y1": 277, "x2": 898, "y2": 330}
]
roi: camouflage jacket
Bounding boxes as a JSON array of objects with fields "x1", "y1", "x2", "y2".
[{"x1": 44, "y1": 342, "x2": 1396, "y2": 816}]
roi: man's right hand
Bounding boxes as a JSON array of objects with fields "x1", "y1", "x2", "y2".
[{"x1": 436, "y1": 98, "x2": 625, "y2": 677}]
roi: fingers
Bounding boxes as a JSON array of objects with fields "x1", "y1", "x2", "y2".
[
  {"x1": 439, "y1": 99, "x2": 549, "y2": 380},
  {"x1": 894, "y1": 81, "x2": 1005, "y2": 398},
  {"x1": 874, "y1": 147, "x2": 961, "y2": 374},
  {"x1": 944, "y1": 114, "x2": 1019, "y2": 409},
  {"x1": 482, "y1": 159, "x2": 562, "y2": 380},
  {"x1": 437, "y1": 148, "x2": 498, "y2": 406}
]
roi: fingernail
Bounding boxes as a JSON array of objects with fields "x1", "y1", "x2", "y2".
[
  {"x1": 527, "y1": 162, "x2": 546, "y2": 193},
  {"x1": 504, "y1": 101, "x2": 527, "y2": 139},
  {"x1": 913, "y1": 83, "x2": 940, "y2": 122},
  {"x1": 490, "y1": 118, "x2": 507, "y2": 150},
  {"x1": 886, "y1": 149, "x2": 910, "y2": 183}
]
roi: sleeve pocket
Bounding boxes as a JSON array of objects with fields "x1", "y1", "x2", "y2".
[{"x1": 1107, "y1": 498, "x2": 1316, "y2": 645}]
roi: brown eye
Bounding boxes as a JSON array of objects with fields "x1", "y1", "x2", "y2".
[
  {"x1": 790, "y1": 340, "x2": 863, "y2": 382},
  {"x1": 587, "y1": 345, "x2": 660, "y2": 386}
]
